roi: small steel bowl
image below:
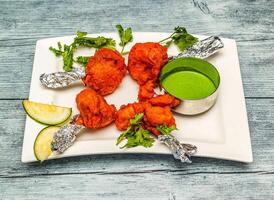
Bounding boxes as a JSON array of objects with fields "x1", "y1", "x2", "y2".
[{"x1": 160, "y1": 57, "x2": 220, "y2": 115}]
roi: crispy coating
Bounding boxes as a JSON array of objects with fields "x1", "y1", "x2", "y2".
[
  {"x1": 138, "y1": 80, "x2": 155, "y2": 101},
  {"x1": 115, "y1": 103, "x2": 144, "y2": 131},
  {"x1": 115, "y1": 102, "x2": 175, "y2": 136},
  {"x1": 148, "y1": 94, "x2": 181, "y2": 108},
  {"x1": 83, "y1": 48, "x2": 127, "y2": 96},
  {"x1": 143, "y1": 105, "x2": 175, "y2": 128},
  {"x1": 128, "y1": 42, "x2": 168, "y2": 85},
  {"x1": 75, "y1": 89, "x2": 117, "y2": 129}
]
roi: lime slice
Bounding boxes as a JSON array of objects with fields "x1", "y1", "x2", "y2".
[
  {"x1": 34, "y1": 126, "x2": 60, "y2": 162},
  {"x1": 22, "y1": 100, "x2": 71, "y2": 125}
]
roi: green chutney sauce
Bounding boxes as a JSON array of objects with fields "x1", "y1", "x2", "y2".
[{"x1": 162, "y1": 70, "x2": 217, "y2": 100}]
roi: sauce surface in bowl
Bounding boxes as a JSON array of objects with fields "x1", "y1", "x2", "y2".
[{"x1": 162, "y1": 70, "x2": 217, "y2": 100}]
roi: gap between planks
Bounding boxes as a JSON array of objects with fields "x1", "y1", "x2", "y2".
[{"x1": 1, "y1": 169, "x2": 273, "y2": 179}]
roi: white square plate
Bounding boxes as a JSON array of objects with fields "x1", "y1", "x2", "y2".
[{"x1": 22, "y1": 32, "x2": 253, "y2": 163}]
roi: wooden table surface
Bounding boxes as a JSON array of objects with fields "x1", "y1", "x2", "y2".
[{"x1": 0, "y1": 0, "x2": 273, "y2": 199}]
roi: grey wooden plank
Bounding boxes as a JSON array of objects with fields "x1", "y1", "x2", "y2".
[
  {"x1": 0, "y1": 0, "x2": 273, "y2": 98},
  {"x1": 0, "y1": 0, "x2": 273, "y2": 40},
  {"x1": 0, "y1": 99, "x2": 273, "y2": 177},
  {"x1": 1, "y1": 172, "x2": 273, "y2": 200}
]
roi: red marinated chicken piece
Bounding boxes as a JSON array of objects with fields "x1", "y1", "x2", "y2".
[
  {"x1": 148, "y1": 94, "x2": 181, "y2": 108},
  {"x1": 83, "y1": 48, "x2": 127, "y2": 96},
  {"x1": 143, "y1": 104, "x2": 175, "y2": 128},
  {"x1": 143, "y1": 104, "x2": 176, "y2": 136},
  {"x1": 115, "y1": 102, "x2": 176, "y2": 136},
  {"x1": 128, "y1": 42, "x2": 168, "y2": 85},
  {"x1": 75, "y1": 89, "x2": 117, "y2": 129},
  {"x1": 115, "y1": 103, "x2": 144, "y2": 131},
  {"x1": 138, "y1": 80, "x2": 155, "y2": 101}
]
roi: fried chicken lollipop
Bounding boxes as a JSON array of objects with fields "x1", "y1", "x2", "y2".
[
  {"x1": 115, "y1": 102, "x2": 144, "y2": 131},
  {"x1": 83, "y1": 48, "x2": 127, "y2": 96},
  {"x1": 115, "y1": 96, "x2": 177, "y2": 136},
  {"x1": 143, "y1": 104, "x2": 175, "y2": 136},
  {"x1": 128, "y1": 42, "x2": 168, "y2": 86},
  {"x1": 114, "y1": 100, "x2": 197, "y2": 162},
  {"x1": 75, "y1": 88, "x2": 116, "y2": 129},
  {"x1": 51, "y1": 88, "x2": 117, "y2": 154}
]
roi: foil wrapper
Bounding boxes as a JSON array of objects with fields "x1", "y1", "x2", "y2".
[
  {"x1": 158, "y1": 134, "x2": 197, "y2": 163},
  {"x1": 50, "y1": 118, "x2": 197, "y2": 163},
  {"x1": 40, "y1": 67, "x2": 86, "y2": 89},
  {"x1": 169, "y1": 36, "x2": 224, "y2": 60},
  {"x1": 51, "y1": 122, "x2": 85, "y2": 153}
]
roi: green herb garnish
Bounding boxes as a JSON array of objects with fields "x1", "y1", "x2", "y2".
[
  {"x1": 116, "y1": 24, "x2": 133, "y2": 55},
  {"x1": 156, "y1": 124, "x2": 177, "y2": 135},
  {"x1": 76, "y1": 56, "x2": 90, "y2": 66},
  {"x1": 49, "y1": 42, "x2": 76, "y2": 72},
  {"x1": 116, "y1": 113, "x2": 155, "y2": 148},
  {"x1": 49, "y1": 31, "x2": 116, "y2": 72},
  {"x1": 159, "y1": 26, "x2": 198, "y2": 52},
  {"x1": 74, "y1": 31, "x2": 116, "y2": 49}
]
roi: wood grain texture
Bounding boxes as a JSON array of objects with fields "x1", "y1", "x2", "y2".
[
  {"x1": 0, "y1": 0, "x2": 273, "y2": 98},
  {"x1": 0, "y1": 0, "x2": 274, "y2": 199},
  {"x1": 1, "y1": 173, "x2": 273, "y2": 200}
]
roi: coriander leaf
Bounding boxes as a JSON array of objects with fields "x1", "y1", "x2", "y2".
[
  {"x1": 115, "y1": 24, "x2": 133, "y2": 54},
  {"x1": 159, "y1": 26, "x2": 198, "y2": 52},
  {"x1": 63, "y1": 44, "x2": 76, "y2": 72},
  {"x1": 49, "y1": 42, "x2": 76, "y2": 72},
  {"x1": 49, "y1": 31, "x2": 116, "y2": 72},
  {"x1": 172, "y1": 32, "x2": 198, "y2": 52},
  {"x1": 116, "y1": 24, "x2": 123, "y2": 36},
  {"x1": 76, "y1": 31, "x2": 87, "y2": 38},
  {"x1": 74, "y1": 35, "x2": 116, "y2": 49},
  {"x1": 116, "y1": 113, "x2": 155, "y2": 149},
  {"x1": 142, "y1": 138, "x2": 154, "y2": 148},
  {"x1": 129, "y1": 113, "x2": 144, "y2": 125},
  {"x1": 122, "y1": 127, "x2": 154, "y2": 148},
  {"x1": 156, "y1": 124, "x2": 177, "y2": 135},
  {"x1": 122, "y1": 136, "x2": 138, "y2": 148},
  {"x1": 57, "y1": 42, "x2": 62, "y2": 50},
  {"x1": 124, "y1": 28, "x2": 133, "y2": 43},
  {"x1": 76, "y1": 56, "x2": 90, "y2": 66},
  {"x1": 49, "y1": 46, "x2": 62, "y2": 56},
  {"x1": 135, "y1": 127, "x2": 154, "y2": 148},
  {"x1": 116, "y1": 126, "x2": 131, "y2": 145},
  {"x1": 174, "y1": 26, "x2": 187, "y2": 34},
  {"x1": 49, "y1": 42, "x2": 63, "y2": 56},
  {"x1": 135, "y1": 127, "x2": 145, "y2": 143}
]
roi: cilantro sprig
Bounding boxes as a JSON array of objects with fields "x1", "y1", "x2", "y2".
[
  {"x1": 49, "y1": 42, "x2": 76, "y2": 72},
  {"x1": 49, "y1": 31, "x2": 116, "y2": 72},
  {"x1": 156, "y1": 124, "x2": 177, "y2": 135},
  {"x1": 116, "y1": 113, "x2": 155, "y2": 148},
  {"x1": 75, "y1": 56, "x2": 90, "y2": 66},
  {"x1": 115, "y1": 24, "x2": 133, "y2": 55},
  {"x1": 74, "y1": 31, "x2": 116, "y2": 49},
  {"x1": 159, "y1": 26, "x2": 198, "y2": 52}
]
